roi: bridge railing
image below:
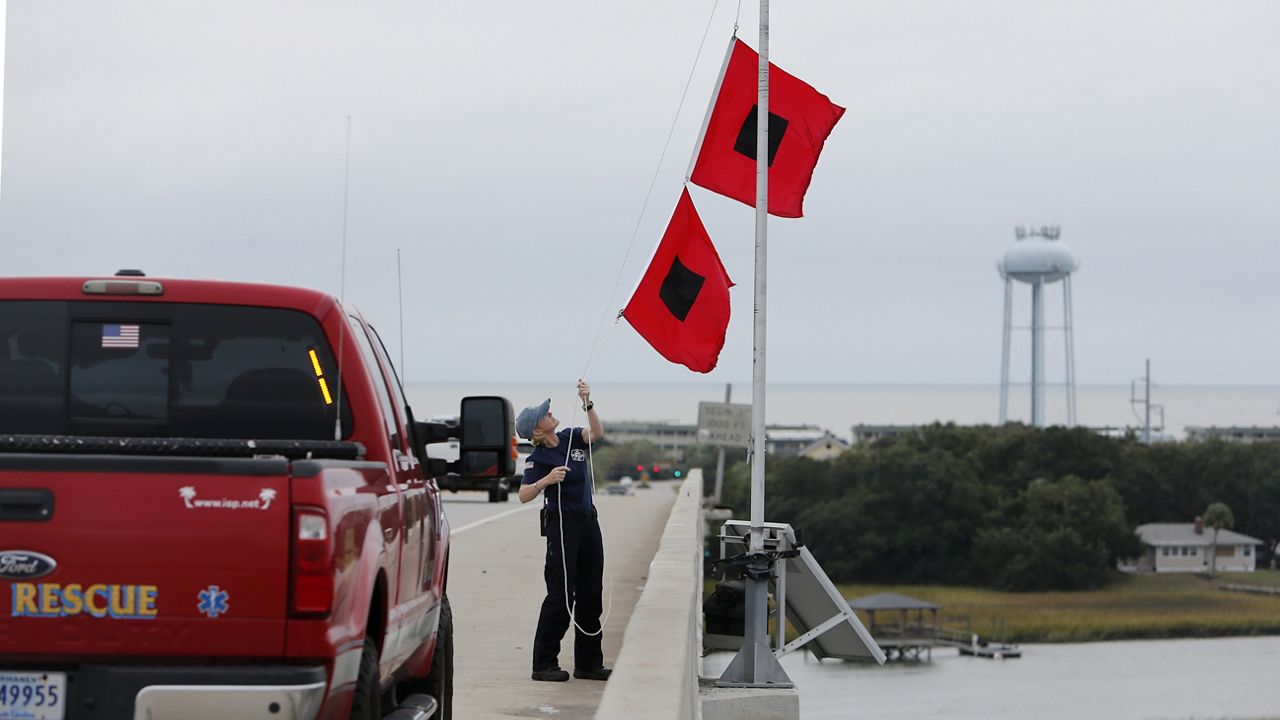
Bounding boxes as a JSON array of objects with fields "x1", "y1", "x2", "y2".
[{"x1": 595, "y1": 471, "x2": 703, "y2": 720}]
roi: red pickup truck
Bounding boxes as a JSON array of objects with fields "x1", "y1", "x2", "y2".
[{"x1": 0, "y1": 274, "x2": 514, "y2": 720}]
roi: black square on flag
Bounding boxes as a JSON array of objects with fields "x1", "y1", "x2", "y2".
[
  {"x1": 733, "y1": 105, "x2": 789, "y2": 166},
  {"x1": 659, "y1": 256, "x2": 705, "y2": 322}
]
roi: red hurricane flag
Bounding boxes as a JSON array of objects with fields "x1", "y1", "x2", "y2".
[
  {"x1": 689, "y1": 39, "x2": 845, "y2": 218},
  {"x1": 623, "y1": 189, "x2": 734, "y2": 373}
]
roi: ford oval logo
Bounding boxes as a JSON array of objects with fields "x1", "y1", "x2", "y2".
[{"x1": 0, "y1": 550, "x2": 57, "y2": 580}]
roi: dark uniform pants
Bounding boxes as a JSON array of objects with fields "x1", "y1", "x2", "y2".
[{"x1": 533, "y1": 509, "x2": 604, "y2": 672}]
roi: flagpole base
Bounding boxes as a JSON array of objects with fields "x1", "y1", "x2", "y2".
[{"x1": 715, "y1": 638, "x2": 794, "y2": 688}]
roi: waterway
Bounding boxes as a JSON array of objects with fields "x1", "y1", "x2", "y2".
[
  {"x1": 705, "y1": 636, "x2": 1280, "y2": 719},
  {"x1": 404, "y1": 382, "x2": 1279, "y2": 440}
]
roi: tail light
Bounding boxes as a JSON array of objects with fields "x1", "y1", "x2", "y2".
[{"x1": 290, "y1": 508, "x2": 334, "y2": 616}]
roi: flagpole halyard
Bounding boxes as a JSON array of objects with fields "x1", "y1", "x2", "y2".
[{"x1": 583, "y1": 0, "x2": 724, "y2": 381}]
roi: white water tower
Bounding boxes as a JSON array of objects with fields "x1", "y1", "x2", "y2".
[{"x1": 998, "y1": 225, "x2": 1078, "y2": 427}]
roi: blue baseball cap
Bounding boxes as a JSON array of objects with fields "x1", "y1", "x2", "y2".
[{"x1": 516, "y1": 398, "x2": 551, "y2": 440}]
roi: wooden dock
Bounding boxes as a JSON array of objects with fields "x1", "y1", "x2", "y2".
[
  {"x1": 936, "y1": 628, "x2": 1022, "y2": 659},
  {"x1": 848, "y1": 592, "x2": 1022, "y2": 662}
]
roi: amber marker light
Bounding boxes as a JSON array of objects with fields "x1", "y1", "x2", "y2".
[{"x1": 308, "y1": 349, "x2": 335, "y2": 405}]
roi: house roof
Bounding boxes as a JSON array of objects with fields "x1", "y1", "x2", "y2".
[
  {"x1": 766, "y1": 426, "x2": 828, "y2": 443},
  {"x1": 1136, "y1": 523, "x2": 1262, "y2": 547},
  {"x1": 848, "y1": 592, "x2": 939, "y2": 611},
  {"x1": 798, "y1": 435, "x2": 850, "y2": 456}
]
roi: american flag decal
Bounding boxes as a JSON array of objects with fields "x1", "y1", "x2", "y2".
[{"x1": 101, "y1": 323, "x2": 141, "y2": 348}]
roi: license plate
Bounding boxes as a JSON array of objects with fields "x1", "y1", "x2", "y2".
[{"x1": 0, "y1": 672, "x2": 66, "y2": 720}]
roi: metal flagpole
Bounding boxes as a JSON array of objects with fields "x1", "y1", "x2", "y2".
[{"x1": 718, "y1": 0, "x2": 793, "y2": 688}]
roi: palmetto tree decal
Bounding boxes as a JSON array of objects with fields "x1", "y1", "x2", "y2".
[
  {"x1": 258, "y1": 488, "x2": 277, "y2": 510},
  {"x1": 179, "y1": 486, "x2": 197, "y2": 508}
]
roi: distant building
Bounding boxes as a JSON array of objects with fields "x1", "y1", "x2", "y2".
[
  {"x1": 1185, "y1": 426, "x2": 1280, "y2": 444},
  {"x1": 606, "y1": 420, "x2": 698, "y2": 461},
  {"x1": 797, "y1": 433, "x2": 850, "y2": 461},
  {"x1": 765, "y1": 425, "x2": 829, "y2": 458},
  {"x1": 608, "y1": 420, "x2": 853, "y2": 461},
  {"x1": 851, "y1": 424, "x2": 920, "y2": 446},
  {"x1": 1121, "y1": 518, "x2": 1262, "y2": 573}
]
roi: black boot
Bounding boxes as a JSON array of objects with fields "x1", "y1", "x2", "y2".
[
  {"x1": 573, "y1": 666, "x2": 612, "y2": 681},
  {"x1": 531, "y1": 666, "x2": 571, "y2": 682}
]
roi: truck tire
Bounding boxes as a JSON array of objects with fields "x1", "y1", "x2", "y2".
[
  {"x1": 488, "y1": 480, "x2": 502, "y2": 503},
  {"x1": 349, "y1": 634, "x2": 382, "y2": 720},
  {"x1": 407, "y1": 595, "x2": 453, "y2": 719}
]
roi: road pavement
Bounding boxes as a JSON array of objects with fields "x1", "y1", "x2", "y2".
[
  {"x1": 443, "y1": 483, "x2": 678, "y2": 719},
  {"x1": 440, "y1": 490, "x2": 528, "y2": 533}
]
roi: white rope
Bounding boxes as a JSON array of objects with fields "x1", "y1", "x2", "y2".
[
  {"x1": 580, "y1": 0, "x2": 723, "y2": 378},
  {"x1": 550, "y1": 398, "x2": 612, "y2": 638},
  {"x1": 543, "y1": 0, "x2": 726, "y2": 647}
]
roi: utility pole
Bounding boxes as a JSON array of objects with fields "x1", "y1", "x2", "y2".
[
  {"x1": 1131, "y1": 358, "x2": 1164, "y2": 443},
  {"x1": 712, "y1": 383, "x2": 730, "y2": 504},
  {"x1": 1144, "y1": 358, "x2": 1151, "y2": 444}
]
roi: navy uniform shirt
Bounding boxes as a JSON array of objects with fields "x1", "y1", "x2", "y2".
[{"x1": 522, "y1": 427, "x2": 594, "y2": 512}]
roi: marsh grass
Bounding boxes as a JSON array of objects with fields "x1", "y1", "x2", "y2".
[{"x1": 837, "y1": 570, "x2": 1280, "y2": 643}]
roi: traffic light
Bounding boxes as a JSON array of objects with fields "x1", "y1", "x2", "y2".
[
  {"x1": 635, "y1": 464, "x2": 644, "y2": 473},
  {"x1": 673, "y1": 468, "x2": 683, "y2": 478}
]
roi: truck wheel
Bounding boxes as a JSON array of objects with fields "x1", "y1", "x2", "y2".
[
  {"x1": 349, "y1": 635, "x2": 382, "y2": 720},
  {"x1": 488, "y1": 480, "x2": 502, "y2": 503},
  {"x1": 408, "y1": 595, "x2": 453, "y2": 719},
  {"x1": 499, "y1": 484, "x2": 510, "y2": 502}
]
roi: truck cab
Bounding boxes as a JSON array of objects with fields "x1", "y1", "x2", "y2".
[{"x1": 0, "y1": 274, "x2": 513, "y2": 720}]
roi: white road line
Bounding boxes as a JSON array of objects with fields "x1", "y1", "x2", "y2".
[{"x1": 451, "y1": 502, "x2": 540, "y2": 534}]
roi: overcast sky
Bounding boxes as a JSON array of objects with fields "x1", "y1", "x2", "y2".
[{"x1": 1, "y1": 1, "x2": 1276, "y2": 387}]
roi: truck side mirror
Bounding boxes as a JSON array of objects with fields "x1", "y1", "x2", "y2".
[{"x1": 457, "y1": 396, "x2": 516, "y2": 479}]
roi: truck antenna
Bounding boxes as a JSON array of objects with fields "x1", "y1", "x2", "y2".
[
  {"x1": 397, "y1": 247, "x2": 406, "y2": 383},
  {"x1": 334, "y1": 116, "x2": 352, "y2": 441}
]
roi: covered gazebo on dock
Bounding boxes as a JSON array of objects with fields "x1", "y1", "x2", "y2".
[{"x1": 848, "y1": 592, "x2": 940, "y2": 662}]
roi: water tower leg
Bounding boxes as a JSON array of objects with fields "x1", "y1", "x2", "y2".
[
  {"x1": 1063, "y1": 276, "x2": 1076, "y2": 427},
  {"x1": 999, "y1": 277, "x2": 1012, "y2": 425},
  {"x1": 1031, "y1": 279, "x2": 1045, "y2": 427}
]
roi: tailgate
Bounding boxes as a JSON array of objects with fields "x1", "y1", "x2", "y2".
[{"x1": 0, "y1": 455, "x2": 292, "y2": 661}]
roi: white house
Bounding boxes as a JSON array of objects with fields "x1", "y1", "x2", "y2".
[{"x1": 1121, "y1": 518, "x2": 1262, "y2": 573}]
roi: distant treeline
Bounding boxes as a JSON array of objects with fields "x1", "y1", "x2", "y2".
[{"x1": 701, "y1": 424, "x2": 1280, "y2": 591}]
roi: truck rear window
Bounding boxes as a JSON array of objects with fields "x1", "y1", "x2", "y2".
[{"x1": 0, "y1": 301, "x2": 352, "y2": 440}]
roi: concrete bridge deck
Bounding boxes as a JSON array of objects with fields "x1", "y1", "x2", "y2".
[{"x1": 445, "y1": 484, "x2": 677, "y2": 719}]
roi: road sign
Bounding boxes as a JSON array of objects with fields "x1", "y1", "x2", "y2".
[{"x1": 697, "y1": 401, "x2": 752, "y2": 448}]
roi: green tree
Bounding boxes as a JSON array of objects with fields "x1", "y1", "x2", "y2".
[
  {"x1": 973, "y1": 476, "x2": 1137, "y2": 591},
  {"x1": 1203, "y1": 501, "x2": 1235, "y2": 577},
  {"x1": 716, "y1": 424, "x2": 1280, "y2": 590}
]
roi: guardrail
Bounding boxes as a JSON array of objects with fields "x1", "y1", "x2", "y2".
[{"x1": 595, "y1": 471, "x2": 703, "y2": 720}]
